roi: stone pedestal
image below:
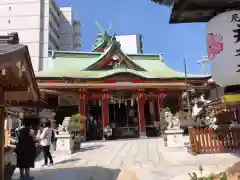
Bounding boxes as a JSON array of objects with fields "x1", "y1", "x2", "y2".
[
  {"x1": 165, "y1": 129, "x2": 184, "y2": 148},
  {"x1": 56, "y1": 133, "x2": 74, "y2": 154}
]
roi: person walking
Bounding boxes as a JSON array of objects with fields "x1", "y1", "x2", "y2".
[
  {"x1": 16, "y1": 118, "x2": 36, "y2": 180},
  {"x1": 37, "y1": 121, "x2": 54, "y2": 166}
]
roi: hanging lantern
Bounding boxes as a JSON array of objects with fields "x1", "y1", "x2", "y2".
[
  {"x1": 125, "y1": 100, "x2": 127, "y2": 106},
  {"x1": 98, "y1": 100, "x2": 101, "y2": 106},
  {"x1": 206, "y1": 11, "x2": 240, "y2": 87},
  {"x1": 118, "y1": 100, "x2": 121, "y2": 108}
]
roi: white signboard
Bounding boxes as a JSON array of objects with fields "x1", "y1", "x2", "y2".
[{"x1": 206, "y1": 11, "x2": 240, "y2": 87}]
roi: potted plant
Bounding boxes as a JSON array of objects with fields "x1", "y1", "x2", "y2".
[
  {"x1": 67, "y1": 113, "x2": 85, "y2": 151},
  {"x1": 188, "y1": 165, "x2": 227, "y2": 180}
]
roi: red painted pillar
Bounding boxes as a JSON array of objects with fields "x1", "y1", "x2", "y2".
[
  {"x1": 79, "y1": 92, "x2": 86, "y2": 138},
  {"x1": 157, "y1": 92, "x2": 165, "y2": 134},
  {"x1": 102, "y1": 92, "x2": 109, "y2": 137},
  {"x1": 79, "y1": 93, "x2": 86, "y2": 116},
  {"x1": 158, "y1": 92, "x2": 165, "y2": 112},
  {"x1": 137, "y1": 92, "x2": 146, "y2": 137}
]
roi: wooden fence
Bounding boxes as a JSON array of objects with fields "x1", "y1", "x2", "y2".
[{"x1": 189, "y1": 126, "x2": 240, "y2": 154}]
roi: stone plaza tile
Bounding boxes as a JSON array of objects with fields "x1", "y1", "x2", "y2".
[{"x1": 12, "y1": 138, "x2": 240, "y2": 180}]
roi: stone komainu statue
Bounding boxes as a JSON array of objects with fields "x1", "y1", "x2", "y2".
[{"x1": 165, "y1": 110, "x2": 180, "y2": 129}]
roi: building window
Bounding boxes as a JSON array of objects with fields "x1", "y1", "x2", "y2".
[{"x1": 8, "y1": 20, "x2": 10, "y2": 23}]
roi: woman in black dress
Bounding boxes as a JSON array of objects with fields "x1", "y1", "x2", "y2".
[{"x1": 16, "y1": 118, "x2": 36, "y2": 180}]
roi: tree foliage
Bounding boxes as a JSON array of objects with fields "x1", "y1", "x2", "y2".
[{"x1": 151, "y1": 0, "x2": 174, "y2": 7}]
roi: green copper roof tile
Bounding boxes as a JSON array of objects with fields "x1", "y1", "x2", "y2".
[
  {"x1": 42, "y1": 50, "x2": 209, "y2": 79},
  {"x1": 36, "y1": 68, "x2": 208, "y2": 79},
  {"x1": 36, "y1": 69, "x2": 152, "y2": 78},
  {"x1": 35, "y1": 71, "x2": 101, "y2": 78},
  {"x1": 128, "y1": 54, "x2": 162, "y2": 60},
  {"x1": 53, "y1": 50, "x2": 102, "y2": 58},
  {"x1": 52, "y1": 57, "x2": 96, "y2": 71}
]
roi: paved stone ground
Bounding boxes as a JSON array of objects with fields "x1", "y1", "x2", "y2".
[{"x1": 13, "y1": 138, "x2": 240, "y2": 180}]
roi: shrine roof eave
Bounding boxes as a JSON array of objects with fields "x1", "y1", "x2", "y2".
[
  {"x1": 6, "y1": 100, "x2": 50, "y2": 108},
  {"x1": 36, "y1": 76, "x2": 210, "y2": 81},
  {"x1": 37, "y1": 82, "x2": 205, "y2": 90},
  {"x1": 0, "y1": 33, "x2": 40, "y2": 101},
  {"x1": 35, "y1": 69, "x2": 211, "y2": 80},
  {"x1": 5, "y1": 91, "x2": 47, "y2": 107},
  {"x1": 169, "y1": 0, "x2": 240, "y2": 23}
]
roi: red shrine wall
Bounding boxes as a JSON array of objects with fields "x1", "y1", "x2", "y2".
[{"x1": 78, "y1": 89, "x2": 182, "y2": 138}]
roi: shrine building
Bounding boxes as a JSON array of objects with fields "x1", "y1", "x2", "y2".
[{"x1": 36, "y1": 30, "x2": 211, "y2": 139}]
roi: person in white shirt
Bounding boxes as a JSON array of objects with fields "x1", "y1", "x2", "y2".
[{"x1": 37, "y1": 121, "x2": 53, "y2": 166}]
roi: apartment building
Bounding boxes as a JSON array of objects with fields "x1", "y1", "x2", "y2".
[
  {"x1": 59, "y1": 7, "x2": 80, "y2": 51},
  {"x1": 0, "y1": 0, "x2": 80, "y2": 71}
]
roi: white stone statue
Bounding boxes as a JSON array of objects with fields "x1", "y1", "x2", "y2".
[
  {"x1": 171, "y1": 115, "x2": 181, "y2": 129},
  {"x1": 58, "y1": 117, "x2": 71, "y2": 134},
  {"x1": 165, "y1": 110, "x2": 180, "y2": 129},
  {"x1": 56, "y1": 117, "x2": 74, "y2": 154},
  {"x1": 167, "y1": 115, "x2": 181, "y2": 129},
  {"x1": 58, "y1": 124, "x2": 64, "y2": 132},
  {"x1": 164, "y1": 110, "x2": 184, "y2": 148},
  {"x1": 164, "y1": 110, "x2": 172, "y2": 122}
]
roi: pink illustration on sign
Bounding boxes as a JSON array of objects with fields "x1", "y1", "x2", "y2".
[{"x1": 207, "y1": 33, "x2": 224, "y2": 60}]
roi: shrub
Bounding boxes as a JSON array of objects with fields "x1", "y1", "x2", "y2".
[{"x1": 188, "y1": 165, "x2": 227, "y2": 180}]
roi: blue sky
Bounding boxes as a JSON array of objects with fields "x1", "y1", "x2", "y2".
[{"x1": 56, "y1": 0, "x2": 209, "y2": 74}]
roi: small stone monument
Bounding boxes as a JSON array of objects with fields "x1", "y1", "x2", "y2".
[
  {"x1": 164, "y1": 110, "x2": 185, "y2": 148},
  {"x1": 56, "y1": 117, "x2": 74, "y2": 154}
]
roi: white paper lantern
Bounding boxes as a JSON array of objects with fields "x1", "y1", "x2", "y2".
[{"x1": 206, "y1": 10, "x2": 240, "y2": 87}]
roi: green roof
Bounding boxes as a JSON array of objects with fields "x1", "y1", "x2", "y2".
[
  {"x1": 36, "y1": 51, "x2": 209, "y2": 79},
  {"x1": 36, "y1": 29, "x2": 210, "y2": 80}
]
